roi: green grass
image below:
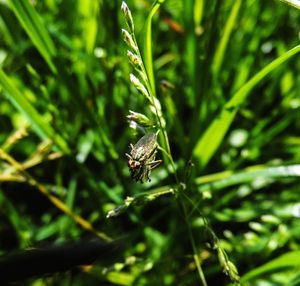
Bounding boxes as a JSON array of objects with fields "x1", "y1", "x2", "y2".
[{"x1": 0, "y1": 0, "x2": 300, "y2": 285}]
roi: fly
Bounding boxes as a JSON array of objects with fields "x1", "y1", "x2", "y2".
[{"x1": 126, "y1": 133, "x2": 162, "y2": 183}]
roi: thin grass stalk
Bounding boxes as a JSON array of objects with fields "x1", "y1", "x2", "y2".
[
  {"x1": 182, "y1": 192, "x2": 240, "y2": 284},
  {"x1": 178, "y1": 192, "x2": 208, "y2": 286},
  {"x1": 212, "y1": 0, "x2": 242, "y2": 76}
]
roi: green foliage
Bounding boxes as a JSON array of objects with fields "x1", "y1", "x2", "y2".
[
  {"x1": 241, "y1": 251, "x2": 300, "y2": 284},
  {"x1": 8, "y1": 0, "x2": 57, "y2": 73},
  {"x1": 0, "y1": 69, "x2": 69, "y2": 152},
  {"x1": 0, "y1": 0, "x2": 300, "y2": 285}
]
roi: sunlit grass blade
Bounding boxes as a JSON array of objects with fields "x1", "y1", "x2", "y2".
[
  {"x1": 0, "y1": 69, "x2": 69, "y2": 153},
  {"x1": 277, "y1": 0, "x2": 300, "y2": 10},
  {"x1": 142, "y1": 0, "x2": 165, "y2": 94},
  {"x1": 105, "y1": 270, "x2": 135, "y2": 285},
  {"x1": 195, "y1": 164, "x2": 300, "y2": 192},
  {"x1": 148, "y1": 164, "x2": 300, "y2": 195},
  {"x1": 8, "y1": 0, "x2": 57, "y2": 73},
  {"x1": 187, "y1": 1, "x2": 223, "y2": 152},
  {"x1": 193, "y1": 44, "x2": 300, "y2": 167},
  {"x1": 77, "y1": 0, "x2": 100, "y2": 54},
  {"x1": 212, "y1": 0, "x2": 241, "y2": 76},
  {"x1": 241, "y1": 251, "x2": 300, "y2": 283},
  {"x1": 1, "y1": 124, "x2": 29, "y2": 151},
  {"x1": 194, "y1": 0, "x2": 204, "y2": 30}
]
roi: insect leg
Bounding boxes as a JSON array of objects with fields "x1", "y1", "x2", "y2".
[
  {"x1": 137, "y1": 170, "x2": 145, "y2": 183},
  {"x1": 145, "y1": 159, "x2": 162, "y2": 170},
  {"x1": 145, "y1": 169, "x2": 151, "y2": 182},
  {"x1": 132, "y1": 166, "x2": 145, "y2": 183}
]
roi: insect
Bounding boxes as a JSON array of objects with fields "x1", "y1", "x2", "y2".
[{"x1": 126, "y1": 133, "x2": 162, "y2": 183}]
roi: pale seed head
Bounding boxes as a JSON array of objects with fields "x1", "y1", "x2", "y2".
[
  {"x1": 129, "y1": 73, "x2": 150, "y2": 100},
  {"x1": 127, "y1": 50, "x2": 141, "y2": 68},
  {"x1": 127, "y1": 110, "x2": 154, "y2": 127},
  {"x1": 121, "y1": 1, "x2": 135, "y2": 33},
  {"x1": 122, "y1": 29, "x2": 137, "y2": 51}
]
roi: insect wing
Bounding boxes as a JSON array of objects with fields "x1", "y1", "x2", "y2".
[
  {"x1": 134, "y1": 133, "x2": 156, "y2": 150},
  {"x1": 131, "y1": 133, "x2": 157, "y2": 160}
]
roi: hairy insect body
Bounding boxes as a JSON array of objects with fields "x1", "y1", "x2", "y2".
[{"x1": 126, "y1": 133, "x2": 161, "y2": 183}]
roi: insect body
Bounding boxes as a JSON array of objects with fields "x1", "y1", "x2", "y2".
[{"x1": 126, "y1": 133, "x2": 162, "y2": 183}]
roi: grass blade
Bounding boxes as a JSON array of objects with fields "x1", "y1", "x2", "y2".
[
  {"x1": 212, "y1": 0, "x2": 242, "y2": 76},
  {"x1": 194, "y1": 0, "x2": 204, "y2": 30},
  {"x1": 196, "y1": 164, "x2": 300, "y2": 192},
  {"x1": 8, "y1": 0, "x2": 57, "y2": 73},
  {"x1": 77, "y1": 0, "x2": 100, "y2": 54},
  {"x1": 187, "y1": 0, "x2": 223, "y2": 152},
  {"x1": 241, "y1": 251, "x2": 300, "y2": 283},
  {"x1": 193, "y1": 44, "x2": 300, "y2": 167},
  {"x1": 142, "y1": 0, "x2": 165, "y2": 94},
  {"x1": 0, "y1": 69, "x2": 69, "y2": 153},
  {"x1": 148, "y1": 164, "x2": 300, "y2": 200},
  {"x1": 277, "y1": 0, "x2": 300, "y2": 10}
]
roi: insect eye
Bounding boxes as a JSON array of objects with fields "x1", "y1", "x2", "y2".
[
  {"x1": 134, "y1": 161, "x2": 141, "y2": 168},
  {"x1": 128, "y1": 159, "x2": 141, "y2": 169}
]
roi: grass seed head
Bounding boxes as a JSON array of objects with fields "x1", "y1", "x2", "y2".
[
  {"x1": 130, "y1": 73, "x2": 151, "y2": 100},
  {"x1": 121, "y1": 2, "x2": 134, "y2": 33},
  {"x1": 122, "y1": 29, "x2": 137, "y2": 51},
  {"x1": 127, "y1": 50, "x2": 141, "y2": 68},
  {"x1": 127, "y1": 110, "x2": 154, "y2": 127}
]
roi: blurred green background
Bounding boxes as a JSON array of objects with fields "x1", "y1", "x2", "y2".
[{"x1": 0, "y1": 0, "x2": 300, "y2": 285}]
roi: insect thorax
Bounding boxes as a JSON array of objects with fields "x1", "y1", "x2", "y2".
[{"x1": 131, "y1": 146, "x2": 148, "y2": 161}]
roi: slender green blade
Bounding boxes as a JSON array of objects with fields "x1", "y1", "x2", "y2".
[
  {"x1": 277, "y1": 0, "x2": 300, "y2": 10},
  {"x1": 194, "y1": 0, "x2": 204, "y2": 29},
  {"x1": 212, "y1": 0, "x2": 241, "y2": 76},
  {"x1": 241, "y1": 251, "x2": 300, "y2": 283},
  {"x1": 78, "y1": 0, "x2": 100, "y2": 54},
  {"x1": 196, "y1": 164, "x2": 300, "y2": 192},
  {"x1": 193, "y1": 44, "x2": 300, "y2": 167},
  {"x1": 0, "y1": 69, "x2": 69, "y2": 153},
  {"x1": 9, "y1": 0, "x2": 57, "y2": 73},
  {"x1": 142, "y1": 0, "x2": 165, "y2": 95}
]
